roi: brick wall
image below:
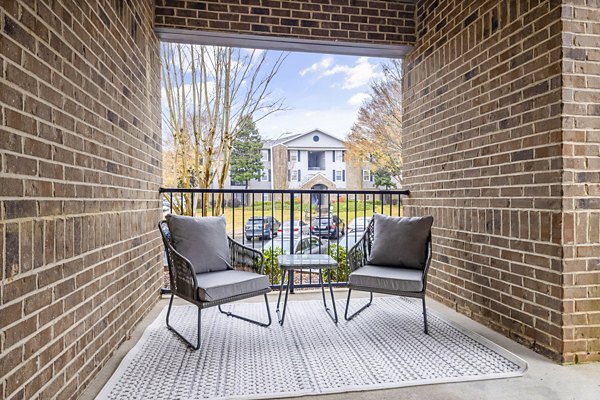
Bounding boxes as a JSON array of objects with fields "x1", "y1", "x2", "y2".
[
  {"x1": 402, "y1": 0, "x2": 566, "y2": 361},
  {"x1": 0, "y1": 0, "x2": 162, "y2": 398},
  {"x1": 155, "y1": 0, "x2": 416, "y2": 46},
  {"x1": 561, "y1": 0, "x2": 600, "y2": 363}
]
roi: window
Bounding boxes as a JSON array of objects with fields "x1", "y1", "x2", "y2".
[
  {"x1": 261, "y1": 149, "x2": 270, "y2": 161},
  {"x1": 335, "y1": 151, "x2": 343, "y2": 162},
  {"x1": 261, "y1": 169, "x2": 271, "y2": 182},
  {"x1": 290, "y1": 170, "x2": 298, "y2": 181},
  {"x1": 363, "y1": 170, "x2": 371, "y2": 182},
  {"x1": 335, "y1": 170, "x2": 343, "y2": 181},
  {"x1": 312, "y1": 135, "x2": 320, "y2": 142},
  {"x1": 289, "y1": 150, "x2": 298, "y2": 162}
]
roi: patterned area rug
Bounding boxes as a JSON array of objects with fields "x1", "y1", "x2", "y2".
[{"x1": 98, "y1": 297, "x2": 526, "y2": 399}]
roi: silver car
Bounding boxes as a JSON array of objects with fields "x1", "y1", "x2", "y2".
[
  {"x1": 347, "y1": 217, "x2": 372, "y2": 234},
  {"x1": 278, "y1": 220, "x2": 310, "y2": 238},
  {"x1": 271, "y1": 236, "x2": 328, "y2": 255}
]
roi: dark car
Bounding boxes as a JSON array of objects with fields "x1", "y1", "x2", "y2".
[
  {"x1": 311, "y1": 215, "x2": 345, "y2": 239},
  {"x1": 245, "y1": 216, "x2": 281, "y2": 241}
]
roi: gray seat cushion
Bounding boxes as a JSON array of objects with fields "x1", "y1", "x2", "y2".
[
  {"x1": 349, "y1": 265, "x2": 424, "y2": 293},
  {"x1": 166, "y1": 215, "x2": 231, "y2": 274},
  {"x1": 196, "y1": 270, "x2": 270, "y2": 302},
  {"x1": 367, "y1": 214, "x2": 433, "y2": 269}
]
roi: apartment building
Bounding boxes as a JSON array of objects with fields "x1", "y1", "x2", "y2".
[{"x1": 227, "y1": 129, "x2": 378, "y2": 192}]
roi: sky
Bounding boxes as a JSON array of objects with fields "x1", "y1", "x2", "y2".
[
  {"x1": 255, "y1": 52, "x2": 390, "y2": 140},
  {"x1": 160, "y1": 46, "x2": 393, "y2": 143}
]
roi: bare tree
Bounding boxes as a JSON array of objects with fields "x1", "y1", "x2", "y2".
[
  {"x1": 346, "y1": 60, "x2": 403, "y2": 183},
  {"x1": 162, "y1": 44, "x2": 287, "y2": 215}
]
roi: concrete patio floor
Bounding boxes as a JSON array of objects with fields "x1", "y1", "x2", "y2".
[{"x1": 83, "y1": 290, "x2": 600, "y2": 400}]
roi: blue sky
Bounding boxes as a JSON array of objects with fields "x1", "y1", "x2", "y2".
[
  {"x1": 160, "y1": 47, "x2": 392, "y2": 142},
  {"x1": 256, "y1": 52, "x2": 390, "y2": 140}
]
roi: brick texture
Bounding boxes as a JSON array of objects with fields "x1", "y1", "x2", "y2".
[
  {"x1": 154, "y1": 0, "x2": 416, "y2": 46},
  {"x1": 0, "y1": 0, "x2": 162, "y2": 398},
  {"x1": 561, "y1": 0, "x2": 600, "y2": 364},
  {"x1": 402, "y1": 0, "x2": 566, "y2": 361}
]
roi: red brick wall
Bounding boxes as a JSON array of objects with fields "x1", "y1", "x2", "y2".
[
  {"x1": 0, "y1": 0, "x2": 162, "y2": 398},
  {"x1": 402, "y1": 0, "x2": 565, "y2": 361},
  {"x1": 155, "y1": 0, "x2": 416, "y2": 46},
  {"x1": 561, "y1": 0, "x2": 600, "y2": 364}
]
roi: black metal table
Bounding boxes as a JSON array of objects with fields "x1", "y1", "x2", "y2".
[{"x1": 276, "y1": 254, "x2": 339, "y2": 325}]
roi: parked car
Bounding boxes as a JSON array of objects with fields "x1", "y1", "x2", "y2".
[
  {"x1": 277, "y1": 220, "x2": 310, "y2": 238},
  {"x1": 276, "y1": 236, "x2": 327, "y2": 255},
  {"x1": 245, "y1": 216, "x2": 281, "y2": 240},
  {"x1": 311, "y1": 215, "x2": 345, "y2": 239},
  {"x1": 347, "y1": 217, "x2": 372, "y2": 235}
]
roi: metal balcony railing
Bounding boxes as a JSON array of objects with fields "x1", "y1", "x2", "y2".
[{"x1": 159, "y1": 188, "x2": 410, "y2": 294}]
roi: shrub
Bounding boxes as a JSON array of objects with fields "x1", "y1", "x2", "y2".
[
  {"x1": 263, "y1": 246, "x2": 283, "y2": 285},
  {"x1": 325, "y1": 244, "x2": 348, "y2": 283}
]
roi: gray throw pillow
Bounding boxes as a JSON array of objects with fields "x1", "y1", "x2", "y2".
[
  {"x1": 367, "y1": 214, "x2": 433, "y2": 269},
  {"x1": 166, "y1": 215, "x2": 231, "y2": 274}
]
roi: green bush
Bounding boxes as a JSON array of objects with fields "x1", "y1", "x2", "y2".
[
  {"x1": 325, "y1": 244, "x2": 348, "y2": 283},
  {"x1": 263, "y1": 246, "x2": 283, "y2": 284}
]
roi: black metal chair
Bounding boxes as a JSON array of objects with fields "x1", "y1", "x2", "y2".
[
  {"x1": 159, "y1": 221, "x2": 271, "y2": 350},
  {"x1": 344, "y1": 217, "x2": 433, "y2": 334}
]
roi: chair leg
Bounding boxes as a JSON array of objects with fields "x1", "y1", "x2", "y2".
[
  {"x1": 344, "y1": 289, "x2": 373, "y2": 321},
  {"x1": 422, "y1": 296, "x2": 429, "y2": 335},
  {"x1": 218, "y1": 293, "x2": 272, "y2": 327},
  {"x1": 166, "y1": 293, "x2": 201, "y2": 350}
]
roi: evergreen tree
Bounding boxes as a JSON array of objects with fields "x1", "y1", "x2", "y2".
[
  {"x1": 373, "y1": 169, "x2": 396, "y2": 190},
  {"x1": 230, "y1": 117, "x2": 264, "y2": 189}
]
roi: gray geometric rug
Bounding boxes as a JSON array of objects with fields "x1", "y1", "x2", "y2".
[{"x1": 97, "y1": 297, "x2": 526, "y2": 399}]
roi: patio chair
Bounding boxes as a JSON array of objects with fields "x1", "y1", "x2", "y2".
[
  {"x1": 159, "y1": 215, "x2": 271, "y2": 350},
  {"x1": 344, "y1": 214, "x2": 433, "y2": 334}
]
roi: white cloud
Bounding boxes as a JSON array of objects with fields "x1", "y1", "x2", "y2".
[
  {"x1": 299, "y1": 56, "x2": 382, "y2": 90},
  {"x1": 347, "y1": 92, "x2": 371, "y2": 106},
  {"x1": 299, "y1": 56, "x2": 334, "y2": 76},
  {"x1": 321, "y1": 57, "x2": 382, "y2": 89}
]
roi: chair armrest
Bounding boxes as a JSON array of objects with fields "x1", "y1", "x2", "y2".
[
  {"x1": 348, "y1": 220, "x2": 375, "y2": 273},
  {"x1": 158, "y1": 221, "x2": 197, "y2": 301},
  {"x1": 348, "y1": 232, "x2": 368, "y2": 273},
  {"x1": 168, "y1": 248, "x2": 198, "y2": 301},
  {"x1": 228, "y1": 237, "x2": 265, "y2": 274},
  {"x1": 421, "y1": 233, "x2": 433, "y2": 289}
]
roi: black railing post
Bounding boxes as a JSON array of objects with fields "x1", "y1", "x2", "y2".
[{"x1": 289, "y1": 191, "x2": 295, "y2": 294}]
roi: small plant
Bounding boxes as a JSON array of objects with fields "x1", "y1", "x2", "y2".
[
  {"x1": 325, "y1": 244, "x2": 348, "y2": 283},
  {"x1": 263, "y1": 246, "x2": 283, "y2": 285}
]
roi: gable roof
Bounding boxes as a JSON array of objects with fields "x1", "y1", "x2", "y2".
[
  {"x1": 280, "y1": 129, "x2": 343, "y2": 145},
  {"x1": 265, "y1": 129, "x2": 345, "y2": 148}
]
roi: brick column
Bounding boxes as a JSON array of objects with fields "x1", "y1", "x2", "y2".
[
  {"x1": 561, "y1": 0, "x2": 600, "y2": 364},
  {"x1": 402, "y1": 0, "x2": 565, "y2": 361},
  {"x1": 0, "y1": 1, "x2": 162, "y2": 398}
]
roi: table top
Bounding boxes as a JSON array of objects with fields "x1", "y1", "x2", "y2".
[{"x1": 277, "y1": 254, "x2": 338, "y2": 270}]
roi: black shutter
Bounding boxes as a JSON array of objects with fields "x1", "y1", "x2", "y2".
[
  {"x1": 268, "y1": 149, "x2": 271, "y2": 161},
  {"x1": 342, "y1": 170, "x2": 346, "y2": 181},
  {"x1": 342, "y1": 151, "x2": 345, "y2": 162},
  {"x1": 297, "y1": 150, "x2": 301, "y2": 161},
  {"x1": 288, "y1": 169, "x2": 291, "y2": 181},
  {"x1": 298, "y1": 169, "x2": 301, "y2": 181},
  {"x1": 268, "y1": 169, "x2": 271, "y2": 182},
  {"x1": 370, "y1": 170, "x2": 373, "y2": 182},
  {"x1": 288, "y1": 150, "x2": 290, "y2": 161},
  {"x1": 332, "y1": 169, "x2": 336, "y2": 181},
  {"x1": 332, "y1": 151, "x2": 336, "y2": 162}
]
